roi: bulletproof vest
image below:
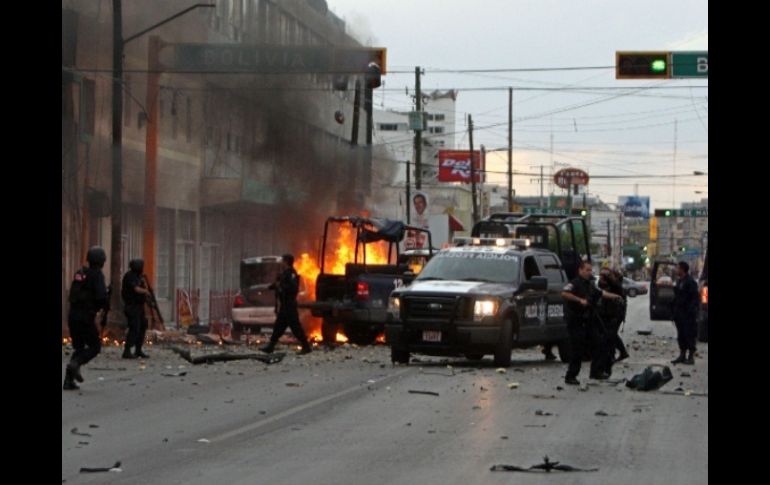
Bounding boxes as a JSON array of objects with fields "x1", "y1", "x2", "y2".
[{"x1": 69, "y1": 267, "x2": 93, "y2": 307}]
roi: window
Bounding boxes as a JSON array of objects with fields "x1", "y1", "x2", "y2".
[
  {"x1": 171, "y1": 91, "x2": 178, "y2": 140},
  {"x1": 434, "y1": 114, "x2": 446, "y2": 121},
  {"x1": 156, "y1": 208, "x2": 174, "y2": 299},
  {"x1": 537, "y1": 255, "x2": 564, "y2": 284},
  {"x1": 523, "y1": 256, "x2": 541, "y2": 280},
  {"x1": 176, "y1": 210, "x2": 196, "y2": 291},
  {"x1": 378, "y1": 123, "x2": 399, "y2": 131},
  {"x1": 429, "y1": 126, "x2": 444, "y2": 134},
  {"x1": 186, "y1": 97, "x2": 192, "y2": 143}
]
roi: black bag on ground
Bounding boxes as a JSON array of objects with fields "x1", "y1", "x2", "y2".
[{"x1": 625, "y1": 365, "x2": 673, "y2": 391}]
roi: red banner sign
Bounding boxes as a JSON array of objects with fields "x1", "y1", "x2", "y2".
[
  {"x1": 553, "y1": 168, "x2": 589, "y2": 189},
  {"x1": 438, "y1": 150, "x2": 484, "y2": 183}
]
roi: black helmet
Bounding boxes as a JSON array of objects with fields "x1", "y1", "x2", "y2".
[
  {"x1": 282, "y1": 254, "x2": 295, "y2": 266},
  {"x1": 129, "y1": 259, "x2": 145, "y2": 274},
  {"x1": 86, "y1": 246, "x2": 107, "y2": 268}
]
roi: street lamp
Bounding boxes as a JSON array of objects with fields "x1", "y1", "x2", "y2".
[{"x1": 107, "y1": 2, "x2": 215, "y2": 330}]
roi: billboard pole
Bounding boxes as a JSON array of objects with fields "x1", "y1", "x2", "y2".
[{"x1": 469, "y1": 115, "x2": 478, "y2": 224}]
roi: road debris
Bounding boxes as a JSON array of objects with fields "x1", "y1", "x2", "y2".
[
  {"x1": 626, "y1": 365, "x2": 673, "y2": 391},
  {"x1": 161, "y1": 372, "x2": 188, "y2": 377},
  {"x1": 491, "y1": 456, "x2": 598, "y2": 473},
  {"x1": 524, "y1": 424, "x2": 547, "y2": 428},
  {"x1": 285, "y1": 382, "x2": 303, "y2": 387},
  {"x1": 507, "y1": 382, "x2": 520, "y2": 389},
  {"x1": 70, "y1": 427, "x2": 92, "y2": 437},
  {"x1": 170, "y1": 346, "x2": 285, "y2": 365},
  {"x1": 79, "y1": 461, "x2": 122, "y2": 473},
  {"x1": 535, "y1": 409, "x2": 553, "y2": 416},
  {"x1": 496, "y1": 368, "x2": 507, "y2": 374},
  {"x1": 408, "y1": 390, "x2": 440, "y2": 396},
  {"x1": 197, "y1": 439, "x2": 211, "y2": 443}
]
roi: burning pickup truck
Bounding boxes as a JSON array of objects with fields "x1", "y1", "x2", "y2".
[{"x1": 304, "y1": 216, "x2": 433, "y2": 346}]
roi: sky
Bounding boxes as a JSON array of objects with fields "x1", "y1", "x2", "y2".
[{"x1": 327, "y1": 0, "x2": 708, "y2": 210}]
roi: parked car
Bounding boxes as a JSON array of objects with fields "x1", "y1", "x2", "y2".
[{"x1": 622, "y1": 277, "x2": 648, "y2": 297}]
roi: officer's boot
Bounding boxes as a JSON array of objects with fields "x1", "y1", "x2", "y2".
[
  {"x1": 67, "y1": 360, "x2": 84, "y2": 383},
  {"x1": 297, "y1": 341, "x2": 313, "y2": 355},
  {"x1": 122, "y1": 345, "x2": 136, "y2": 359},
  {"x1": 63, "y1": 366, "x2": 79, "y2": 390},
  {"x1": 134, "y1": 345, "x2": 150, "y2": 359},
  {"x1": 684, "y1": 349, "x2": 695, "y2": 365},
  {"x1": 671, "y1": 350, "x2": 686, "y2": 364},
  {"x1": 259, "y1": 341, "x2": 276, "y2": 354}
]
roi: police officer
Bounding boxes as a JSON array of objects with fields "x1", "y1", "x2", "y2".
[
  {"x1": 671, "y1": 261, "x2": 699, "y2": 365},
  {"x1": 121, "y1": 259, "x2": 151, "y2": 359},
  {"x1": 560, "y1": 260, "x2": 623, "y2": 385},
  {"x1": 259, "y1": 254, "x2": 312, "y2": 355},
  {"x1": 64, "y1": 246, "x2": 109, "y2": 390},
  {"x1": 597, "y1": 268, "x2": 628, "y2": 375}
]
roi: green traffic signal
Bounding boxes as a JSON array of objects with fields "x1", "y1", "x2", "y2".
[
  {"x1": 651, "y1": 59, "x2": 667, "y2": 72},
  {"x1": 665, "y1": 210, "x2": 671, "y2": 216}
]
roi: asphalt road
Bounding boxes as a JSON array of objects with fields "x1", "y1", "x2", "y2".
[{"x1": 62, "y1": 293, "x2": 707, "y2": 484}]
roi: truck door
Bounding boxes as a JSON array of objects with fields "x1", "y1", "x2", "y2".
[
  {"x1": 650, "y1": 260, "x2": 677, "y2": 320},
  {"x1": 516, "y1": 256, "x2": 549, "y2": 342},
  {"x1": 536, "y1": 254, "x2": 566, "y2": 340}
]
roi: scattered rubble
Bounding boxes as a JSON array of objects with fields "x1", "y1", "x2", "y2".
[{"x1": 408, "y1": 390, "x2": 440, "y2": 396}]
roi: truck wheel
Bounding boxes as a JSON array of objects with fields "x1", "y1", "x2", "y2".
[
  {"x1": 465, "y1": 354, "x2": 484, "y2": 361},
  {"x1": 628, "y1": 288, "x2": 638, "y2": 298},
  {"x1": 346, "y1": 327, "x2": 377, "y2": 346},
  {"x1": 557, "y1": 339, "x2": 571, "y2": 363},
  {"x1": 697, "y1": 316, "x2": 708, "y2": 343},
  {"x1": 231, "y1": 322, "x2": 243, "y2": 340},
  {"x1": 391, "y1": 348, "x2": 410, "y2": 364},
  {"x1": 493, "y1": 320, "x2": 513, "y2": 367}
]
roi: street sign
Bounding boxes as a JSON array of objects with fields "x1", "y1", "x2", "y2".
[
  {"x1": 654, "y1": 208, "x2": 708, "y2": 217},
  {"x1": 523, "y1": 207, "x2": 569, "y2": 216},
  {"x1": 553, "y1": 168, "x2": 589, "y2": 189},
  {"x1": 172, "y1": 44, "x2": 387, "y2": 74},
  {"x1": 671, "y1": 51, "x2": 708, "y2": 78}
]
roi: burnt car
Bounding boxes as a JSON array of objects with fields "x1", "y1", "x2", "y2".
[{"x1": 231, "y1": 256, "x2": 310, "y2": 339}]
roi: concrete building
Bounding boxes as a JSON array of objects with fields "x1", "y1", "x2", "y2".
[{"x1": 62, "y1": 0, "x2": 377, "y2": 332}]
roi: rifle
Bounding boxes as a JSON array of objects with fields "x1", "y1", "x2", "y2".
[
  {"x1": 98, "y1": 285, "x2": 111, "y2": 339},
  {"x1": 141, "y1": 275, "x2": 165, "y2": 330}
]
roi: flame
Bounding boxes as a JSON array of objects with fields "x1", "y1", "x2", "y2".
[
  {"x1": 296, "y1": 253, "x2": 320, "y2": 301},
  {"x1": 336, "y1": 332, "x2": 349, "y2": 343},
  {"x1": 376, "y1": 333, "x2": 386, "y2": 344}
]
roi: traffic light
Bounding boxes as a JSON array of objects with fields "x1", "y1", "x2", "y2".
[
  {"x1": 571, "y1": 208, "x2": 588, "y2": 216},
  {"x1": 616, "y1": 52, "x2": 670, "y2": 79},
  {"x1": 679, "y1": 246, "x2": 687, "y2": 252},
  {"x1": 654, "y1": 209, "x2": 673, "y2": 217}
]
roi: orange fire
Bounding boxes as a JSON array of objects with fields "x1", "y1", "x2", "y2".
[
  {"x1": 335, "y1": 332, "x2": 349, "y2": 343},
  {"x1": 295, "y1": 222, "x2": 391, "y2": 343},
  {"x1": 376, "y1": 333, "x2": 386, "y2": 344}
]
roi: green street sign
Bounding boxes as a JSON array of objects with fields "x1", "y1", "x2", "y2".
[
  {"x1": 671, "y1": 51, "x2": 708, "y2": 78},
  {"x1": 654, "y1": 208, "x2": 708, "y2": 217},
  {"x1": 524, "y1": 207, "x2": 569, "y2": 216}
]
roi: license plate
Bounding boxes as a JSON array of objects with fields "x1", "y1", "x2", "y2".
[{"x1": 422, "y1": 330, "x2": 442, "y2": 342}]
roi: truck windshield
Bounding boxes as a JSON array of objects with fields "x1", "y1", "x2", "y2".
[{"x1": 416, "y1": 252, "x2": 520, "y2": 284}]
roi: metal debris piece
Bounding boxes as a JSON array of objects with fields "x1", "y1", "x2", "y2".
[
  {"x1": 161, "y1": 372, "x2": 187, "y2": 377},
  {"x1": 79, "y1": 461, "x2": 122, "y2": 473},
  {"x1": 535, "y1": 410, "x2": 553, "y2": 416},
  {"x1": 70, "y1": 427, "x2": 92, "y2": 437},
  {"x1": 491, "y1": 456, "x2": 598, "y2": 473},
  {"x1": 507, "y1": 382, "x2": 520, "y2": 389},
  {"x1": 595, "y1": 410, "x2": 609, "y2": 416},
  {"x1": 170, "y1": 346, "x2": 285, "y2": 365},
  {"x1": 408, "y1": 390, "x2": 440, "y2": 396}
]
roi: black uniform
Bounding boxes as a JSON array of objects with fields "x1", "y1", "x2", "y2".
[
  {"x1": 597, "y1": 273, "x2": 627, "y2": 373},
  {"x1": 563, "y1": 276, "x2": 606, "y2": 380},
  {"x1": 68, "y1": 266, "x2": 108, "y2": 368},
  {"x1": 266, "y1": 267, "x2": 311, "y2": 350},
  {"x1": 122, "y1": 269, "x2": 148, "y2": 357},
  {"x1": 672, "y1": 273, "x2": 699, "y2": 354}
]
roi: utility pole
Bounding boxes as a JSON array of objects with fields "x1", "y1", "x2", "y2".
[
  {"x1": 108, "y1": 0, "x2": 124, "y2": 327},
  {"x1": 414, "y1": 66, "x2": 422, "y2": 190},
  {"x1": 508, "y1": 87, "x2": 513, "y2": 212},
  {"x1": 405, "y1": 160, "x2": 411, "y2": 224},
  {"x1": 469, "y1": 114, "x2": 478, "y2": 224},
  {"x1": 540, "y1": 165, "x2": 544, "y2": 208},
  {"x1": 351, "y1": 78, "x2": 361, "y2": 145},
  {"x1": 673, "y1": 118, "x2": 678, "y2": 208},
  {"x1": 480, "y1": 145, "x2": 486, "y2": 218}
]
